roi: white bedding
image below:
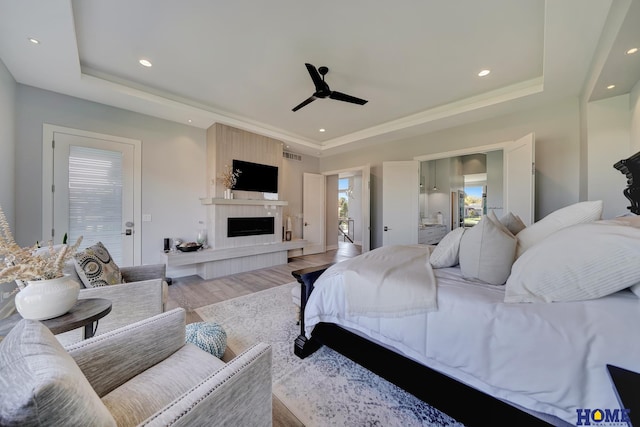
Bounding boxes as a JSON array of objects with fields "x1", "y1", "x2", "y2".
[
  {"x1": 304, "y1": 245, "x2": 640, "y2": 425},
  {"x1": 332, "y1": 244, "x2": 437, "y2": 317}
]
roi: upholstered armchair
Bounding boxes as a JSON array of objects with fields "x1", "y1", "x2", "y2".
[
  {"x1": 0, "y1": 308, "x2": 273, "y2": 426},
  {"x1": 56, "y1": 262, "x2": 168, "y2": 344}
]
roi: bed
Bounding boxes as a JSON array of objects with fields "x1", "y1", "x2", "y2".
[{"x1": 293, "y1": 156, "x2": 640, "y2": 426}]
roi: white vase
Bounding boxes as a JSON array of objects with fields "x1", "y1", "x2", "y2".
[
  {"x1": 15, "y1": 275, "x2": 80, "y2": 320},
  {"x1": 224, "y1": 188, "x2": 232, "y2": 199}
]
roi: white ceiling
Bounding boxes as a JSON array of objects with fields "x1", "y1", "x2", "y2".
[{"x1": 1, "y1": 0, "x2": 638, "y2": 156}]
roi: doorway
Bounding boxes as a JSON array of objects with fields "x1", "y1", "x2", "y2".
[
  {"x1": 42, "y1": 125, "x2": 142, "y2": 266},
  {"x1": 322, "y1": 165, "x2": 370, "y2": 253}
]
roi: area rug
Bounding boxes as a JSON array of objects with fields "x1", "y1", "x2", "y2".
[{"x1": 195, "y1": 282, "x2": 464, "y2": 427}]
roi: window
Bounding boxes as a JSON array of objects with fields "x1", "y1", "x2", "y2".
[
  {"x1": 338, "y1": 178, "x2": 350, "y2": 219},
  {"x1": 463, "y1": 184, "x2": 484, "y2": 227}
]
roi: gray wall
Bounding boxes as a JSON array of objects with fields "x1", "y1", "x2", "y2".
[
  {"x1": 15, "y1": 85, "x2": 207, "y2": 266},
  {"x1": 13, "y1": 84, "x2": 319, "y2": 268},
  {"x1": 0, "y1": 59, "x2": 16, "y2": 229},
  {"x1": 320, "y1": 97, "x2": 582, "y2": 248},
  {"x1": 587, "y1": 94, "x2": 632, "y2": 219},
  {"x1": 0, "y1": 59, "x2": 17, "y2": 315},
  {"x1": 281, "y1": 154, "x2": 320, "y2": 242}
]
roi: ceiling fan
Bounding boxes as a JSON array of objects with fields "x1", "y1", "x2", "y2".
[{"x1": 292, "y1": 63, "x2": 368, "y2": 112}]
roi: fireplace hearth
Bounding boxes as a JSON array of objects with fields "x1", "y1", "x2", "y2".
[{"x1": 227, "y1": 217, "x2": 275, "y2": 237}]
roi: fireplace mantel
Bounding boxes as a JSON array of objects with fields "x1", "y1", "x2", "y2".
[{"x1": 200, "y1": 198, "x2": 288, "y2": 206}]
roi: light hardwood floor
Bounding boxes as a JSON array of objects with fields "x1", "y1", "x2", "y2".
[
  {"x1": 166, "y1": 242, "x2": 361, "y2": 427},
  {"x1": 166, "y1": 242, "x2": 361, "y2": 324}
]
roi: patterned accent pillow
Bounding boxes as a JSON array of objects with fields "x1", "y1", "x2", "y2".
[
  {"x1": 185, "y1": 322, "x2": 227, "y2": 359},
  {"x1": 74, "y1": 242, "x2": 123, "y2": 288}
]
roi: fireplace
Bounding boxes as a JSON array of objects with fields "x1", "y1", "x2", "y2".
[{"x1": 227, "y1": 217, "x2": 275, "y2": 237}]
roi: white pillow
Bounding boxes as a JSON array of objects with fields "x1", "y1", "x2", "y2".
[
  {"x1": 497, "y1": 212, "x2": 526, "y2": 235},
  {"x1": 515, "y1": 200, "x2": 603, "y2": 258},
  {"x1": 458, "y1": 215, "x2": 517, "y2": 285},
  {"x1": 430, "y1": 228, "x2": 465, "y2": 268},
  {"x1": 505, "y1": 220, "x2": 640, "y2": 303}
]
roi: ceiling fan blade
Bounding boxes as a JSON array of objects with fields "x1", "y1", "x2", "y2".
[
  {"x1": 305, "y1": 63, "x2": 325, "y2": 92},
  {"x1": 292, "y1": 95, "x2": 317, "y2": 112},
  {"x1": 329, "y1": 91, "x2": 368, "y2": 105}
]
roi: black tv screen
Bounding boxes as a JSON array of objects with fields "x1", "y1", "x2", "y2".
[{"x1": 232, "y1": 159, "x2": 278, "y2": 193}]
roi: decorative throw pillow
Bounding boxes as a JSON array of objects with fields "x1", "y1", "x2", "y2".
[
  {"x1": 0, "y1": 319, "x2": 116, "y2": 426},
  {"x1": 515, "y1": 200, "x2": 603, "y2": 258},
  {"x1": 74, "y1": 242, "x2": 123, "y2": 288},
  {"x1": 494, "y1": 211, "x2": 526, "y2": 235},
  {"x1": 430, "y1": 228, "x2": 465, "y2": 268},
  {"x1": 505, "y1": 221, "x2": 640, "y2": 303},
  {"x1": 458, "y1": 214, "x2": 517, "y2": 285}
]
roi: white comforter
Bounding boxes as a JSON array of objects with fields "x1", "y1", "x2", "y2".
[{"x1": 304, "y1": 245, "x2": 640, "y2": 425}]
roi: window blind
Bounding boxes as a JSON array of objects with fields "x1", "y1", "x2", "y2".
[{"x1": 68, "y1": 146, "x2": 123, "y2": 264}]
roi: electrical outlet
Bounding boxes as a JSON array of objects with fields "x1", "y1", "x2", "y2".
[{"x1": 142, "y1": 214, "x2": 152, "y2": 222}]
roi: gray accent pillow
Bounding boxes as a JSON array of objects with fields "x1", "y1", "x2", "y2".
[
  {"x1": 459, "y1": 214, "x2": 517, "y2": 285},
  {"x1": 0, "y1": 319, "x2": 116, "y2": 426},
  {"x1": 495, "y1": 211, "x2": 526, "y2": 235},
  {"x1": 74, "y1": 241, "x2": 123, "y2": 288}
]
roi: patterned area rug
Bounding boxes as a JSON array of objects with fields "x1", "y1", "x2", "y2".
[{"x1": 196, "y1": 282, "x2": 464, "y2": 427}]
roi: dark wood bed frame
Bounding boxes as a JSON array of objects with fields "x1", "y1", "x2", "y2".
[
  {"x1": 291, "y1": 153, "x2": 640, "y2": 426},
  {"x1": 292, "y1": 265, "x2": 550, "y2": 426}
]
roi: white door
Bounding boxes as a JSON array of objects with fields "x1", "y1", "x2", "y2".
[
  {"x1": 382, "y1": 161, "x2": 419, "y2": 246},
  {"x1": 303, "y1": 173, "x2": 326, "y2": 254},
  {"x1": 361, "y1": 165, "x2": 371, "y2": 252},
  {"x1": 504, "y1": 133, "x2": 535, "y2": 225},
  {"x1": 42, "y1": 125, "x2": 141, "y2": 266}
]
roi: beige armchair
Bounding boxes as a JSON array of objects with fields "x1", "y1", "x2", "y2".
[
  {"x1": 57, "y1": 262, "x2": 168, "y2": 344},
  {"x1": 0, "y1": 308, "x2": 273, "y2": 426}
]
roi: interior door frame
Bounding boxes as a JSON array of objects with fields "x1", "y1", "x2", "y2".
[
  {"x1": 42, "y1": 124, "x2": 143, "y2": 265},
  {"x1": 322, "y1": 164, "x2": 371, "y2": 252}
]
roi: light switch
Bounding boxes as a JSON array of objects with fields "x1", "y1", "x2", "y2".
[{"x1": 142, "y1": 214, "x2": 152, "y2": 222}]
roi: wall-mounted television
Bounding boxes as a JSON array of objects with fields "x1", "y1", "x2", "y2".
[{"x1": 232, "y1": 159, "x2": 278, "y2": 193}]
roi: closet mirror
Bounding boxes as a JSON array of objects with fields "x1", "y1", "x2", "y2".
[{"x1": 420, "y1": 150, "x2": 504, "y2": 229}]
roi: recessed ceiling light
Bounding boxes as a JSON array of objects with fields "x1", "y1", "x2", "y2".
[
  {"x1": 28, "y1": 38, "x2": 40, "y2": 44},
  {"x1": 607, "y1": 84, "x2": 616, "y2": 90},
  {"x1": 188, "y1": 119, "x2": 192, "y2": 123},
  {"x1": 627, "y1": 47, "x2": 638, "y2": 55},
  {"x1": 478, "y1": 69, "x2": 491, "y2": 77},
  {"x1": 319, "y1": 128, "x2": 326, "y2": 132},
  {"x1": 139, "y1": 59, "x2": 152, "y2": 67}
]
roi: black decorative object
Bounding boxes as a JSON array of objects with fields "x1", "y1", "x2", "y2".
[
  {"x1": 176, "y1": 243, "x2": 202, "y2": 252},
  {"x1": 292, "y1": 63, "x2": 368, "y2": 112},
  {"x1": 614, "y1": 150, "x2": 640, "y2": 214}
]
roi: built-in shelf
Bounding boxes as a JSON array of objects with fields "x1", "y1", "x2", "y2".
[
  {"x1": 200, "y1": 198, "x2": 288, "y2": 206},
  {"x1": 162, "y1": 239, "x2": 307, "y2": 279}
]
